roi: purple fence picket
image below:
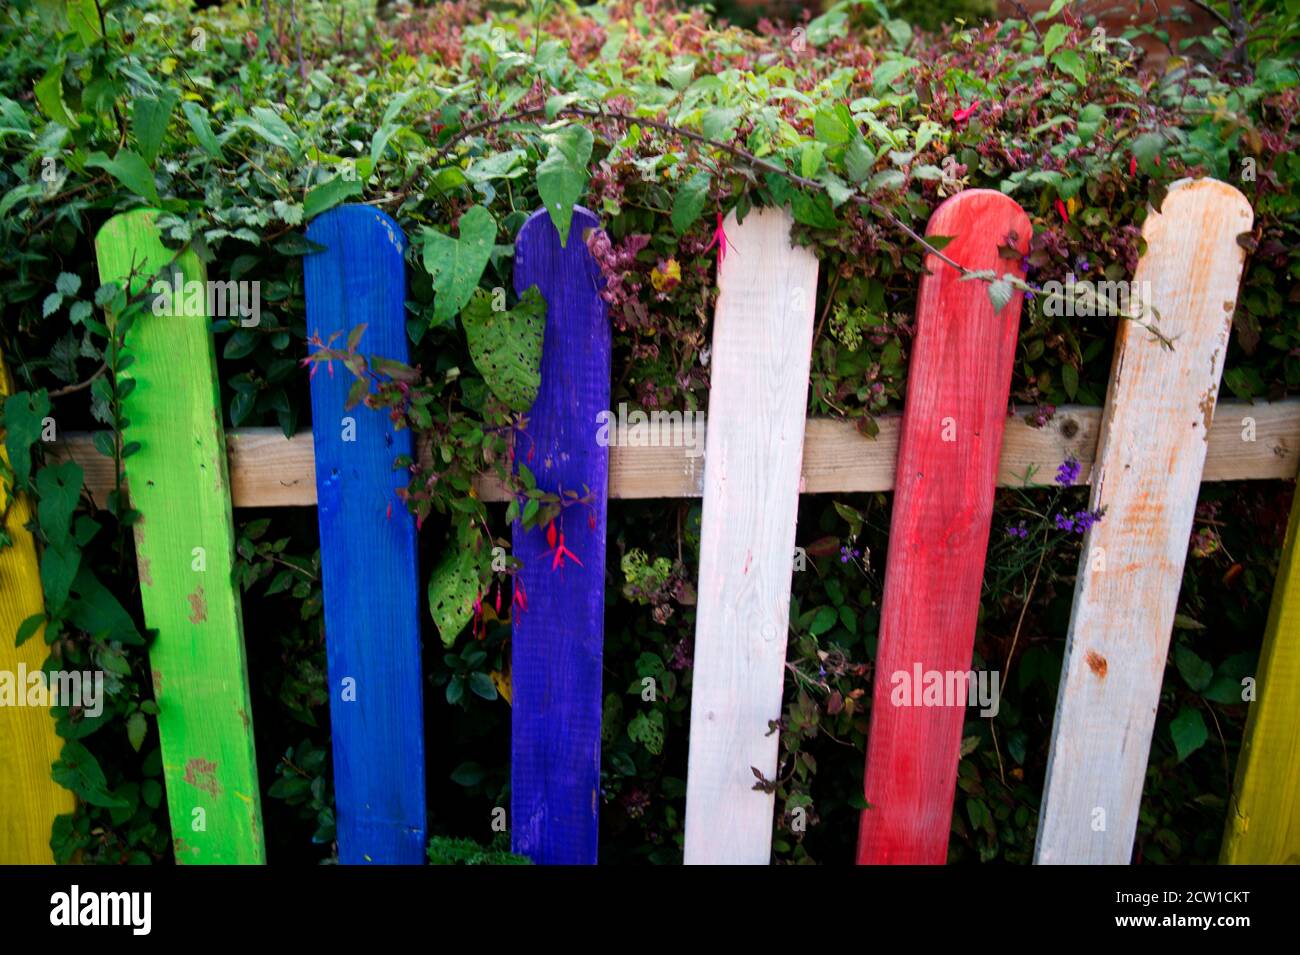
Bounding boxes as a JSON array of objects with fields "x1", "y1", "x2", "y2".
[{"x1": 510, "y1": 205, "x2": 610, "y2": 864}]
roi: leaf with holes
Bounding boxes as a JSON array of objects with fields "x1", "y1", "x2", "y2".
[
  {"x1": 428, "y1": 545, "x2": 482, "y2": 647},
  {"x1": 460, "y1": 285, "x2": 546, "y2": 412}
]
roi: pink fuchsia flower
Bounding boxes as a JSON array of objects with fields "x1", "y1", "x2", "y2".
[
  {"x1": 952, "y1": 100, "x2": 980, "y2": 124},
  {"x1": 704, "y1": 211, "x2": 730, "y2": 266}
]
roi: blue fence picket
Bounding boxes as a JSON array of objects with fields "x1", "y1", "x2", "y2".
[
  {"x1": 511, "y1": 206, "x2": 611, "y2": 864},
  {"x1": 304, "y1": 205, "x2": 427, "y2": 864}
]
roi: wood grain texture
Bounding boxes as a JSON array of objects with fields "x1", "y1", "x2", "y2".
[
  {"x1": 1036, "y1": 178, "x2": 1254, "y2": 865},
  {"x1": 0, "y1": 356, "x2": 76, "y2": 863},
  {"x1": 1221, "y1": 483, "x2": 1300, "y2": 864},
  {"x1": 304, "y1": 206, "x2": 426, "y2": 864},
  {"x1": 683, "y1": 208, "x2": 819, "y2": 864},
  {"x1": 95, "y1": 210, "x2": 265, "y2": 864},
  {"x1": 510, "y1": 206, "x2": 610, "y2": 865},
  {"x1": 857, "y1": 189, "x2": 1031, "y2": 864},
  {"x1": 52, "y1": 398, "x2": 1300, "y2": 506}
]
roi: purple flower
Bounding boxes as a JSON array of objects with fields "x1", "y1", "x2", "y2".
[
  {"x1": 1072, "y1": 509, "x2": 1103, "y2": 534},
  {"x1": 1005, "y1": 521, "x2": 1029, "y2": 539},
  {"x1": 1054, "y1": 512, "x2": 1075, "y2": 532},
  {"x1": 1055, "y1": 455, "x2": 1081, "y2": 487}
]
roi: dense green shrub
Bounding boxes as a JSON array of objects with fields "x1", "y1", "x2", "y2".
[{"x1": 1, "y1": 0, "x2": 1296, "y2": 863}]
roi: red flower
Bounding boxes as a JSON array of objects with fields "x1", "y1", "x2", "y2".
[
  {"x1": 542, "y1": 519, "x2": 582, "y2": 569},
  {"x1": 1055, "y1": 198, "x2": 1069, "y2": 222},
  {"x1": 704, "y1": 211, "x2": 730, "y2": 266},
  {"x1": 551, "y1": 532, "x2": 583, "y2": 570},
  {"x1": 952, "y1": 100, "x2": 980, "y2": 124},
  {"x1": 1129, "y1": 154, "x2": 1138, "y2": 176}
]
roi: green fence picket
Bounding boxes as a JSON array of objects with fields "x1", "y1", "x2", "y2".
[{"x1": 95, "y1": 209, "x2": 265, "y2": 864}]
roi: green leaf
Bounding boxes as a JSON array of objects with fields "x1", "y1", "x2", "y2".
[
  {"x1": 867, "y1": 169, "x2": 905, "y2": 192},
  {"x1": 844, "y1": 139, "x2": 876, "y2": 183},
  {"x1": 34, "y1": 61, "x2": 76, "y2": 128},
  {"x1": 65, "y1": 566, "x2": 144, "y2": 644},
  {"x1": 1062, "y1": 363, "x2": 1078, "y2": 399},
  {"x1": 1203, "y1": 652, "x2": 1256, "y2": 704},
  {"x1": 1077, "y1": 103, "x2": 1104, "y2": 143},
  {"x1": 801, "y1": 140, "x2": 827, "y2": 178},
  {"x1": 181, "y1": 102, "x2": 223, "y2": 159},
  {"x1": 126, "y1": 711, "x2": 148, "y2": 752},
  {"x1": 1173, "y1": 645, "x2": 1213, "y2": 692},
  {"x1": 15, "y1": 613, "x2": 45, "y2": 648},
  {"x1": 131, "y1": 91, "x2": 178, "y2": 166},
  {"x1": 55, "y1": 272, "x2": 81, "y2": 297},
  {"x1": 536, "y1": 125, "x2": 593, "y2": 246},
  {"x1": 428, "y1": 545, "x2": 482, "y2": 647},
  {"x1": 421, "y1": 204, "x2": 496, "y2": 323},
  {"x1": 813, "y1": 108, "x2": 852, "y2": 146},
  {"x1": 627, "y1": 709, "x2": 665, "y2": 755},
  {"x1": 1043, "y1": 23, "x2": 1071, "y2": 57},
  {"x1": 806, "y1": 8, "x2": 847, "y2": 45},
  {"x1": 810, "y1": 605, "x2": 838, "y2": 636},
  {"x1": 1169, "y1": 706, "x2": 1208, "y2": 763},
  {"x1": 671, "y1": 171, "x2": 711, "y2": 234},
  {"x1": 4, "y1": 389, "x2": 51, "y2": 487},
  {"x1": 53, "y1": 741, "x2": 129, "y2": 808},
  {"x1": 67, "y1": 0, "x2": 102, "y2": 45},
  {"x1": 701, "y1": 107, "x2": 742, "y2": 142},
  {"x1": 872, "y1": 57, "x2": 920, "y2": 93},
  {"x1": 238, "y1": 106, "x2": 301, "y2": 158},
  {"x1": 1051, "y1": 50, "x2": 1086, "y2": 85},
  {"x1": 468, "y1": 671, "x2": 498, "y2": 701},
  {"x1": 85, "y1": 149, "x2": 160, "y2": 205},
  {"x1": 40, "y1": 543, "x2": 80, "y2": 613},
  {"x1": 36, "y1": 460, "x2": 82, "y2": 550},
  {"x1": 461, "y1": 285, "x2": 546, "y2": 412},
  {"x1": 303, "y1": 174, "x2": 364, "y2": 219}
]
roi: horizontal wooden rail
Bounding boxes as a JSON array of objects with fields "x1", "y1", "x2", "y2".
[{"x1": 50, "y1": 399, "x2": 1299, "y2": 508}]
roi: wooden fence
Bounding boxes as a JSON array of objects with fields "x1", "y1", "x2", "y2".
[{"x1": 3, "y1": 176, "x2": 1298, "y2": 865}]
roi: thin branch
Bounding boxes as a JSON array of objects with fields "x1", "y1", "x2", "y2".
[
  {"x1": 48, "y1": 361, "x2": 108, "y2": 399},
  {"x1": 1008, "y1": 1, "x2": 1042, "y2": 41}
]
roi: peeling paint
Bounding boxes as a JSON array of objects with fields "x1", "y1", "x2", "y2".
[
  {"x1": 183, "y1": 757, "x2": 221, "y2": 797},
  {"x1": 187, "y1": 585, "x2": 208, "y2": 624},
  {"x1": 1198, "y1": 388, "x2": 1217, "y2": 439},
  {"x1": 1086, "y1": 650, "x2": 1108, "y2": 678}
]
